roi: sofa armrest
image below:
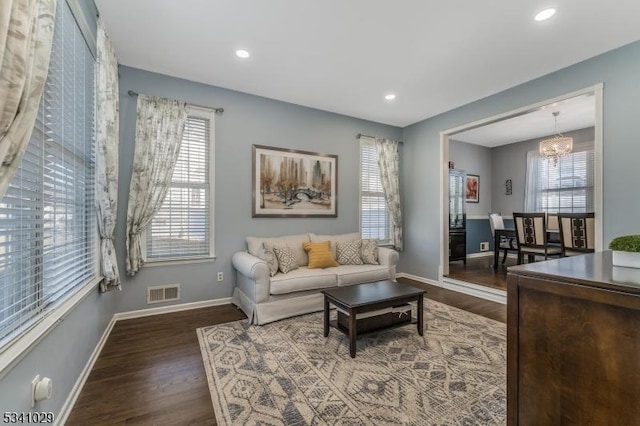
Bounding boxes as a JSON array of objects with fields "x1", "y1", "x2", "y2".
[
  {"x1": 231, "y1": 251, "x2": 271, "y2": 303},
  {"x1": 378, "y1": 246, "x2": 399, "y2": 266}
]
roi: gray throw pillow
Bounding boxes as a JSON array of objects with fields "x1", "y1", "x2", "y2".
[
  {"x1": 261, "y1": 243, "x2": 279, "y2": 277},
  {"x1": 272, "y1": 245, "x2": 299, "y2": 274},
  {"x1": 361, "y1": 239, "x2": 379, "y2": 264},
  {"x1": 336, "y1": 240, "x2": 363, "y2": 265}
]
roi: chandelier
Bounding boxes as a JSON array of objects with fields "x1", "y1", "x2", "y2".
[{"x1": 539, "y1": 111, "x2": 573, "y2": 165}]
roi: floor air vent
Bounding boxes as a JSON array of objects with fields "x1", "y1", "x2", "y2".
[{"x1": 147, "y1": 284, "x2": 181, "y2": 304}]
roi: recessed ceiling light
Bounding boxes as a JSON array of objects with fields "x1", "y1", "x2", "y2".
[
  {"x1": 385, "y1": 94, "x2": 396, "y2": 101},
  {"x1": 534, "y1": 8, "x2": 556, "y2": 21},
  {"x1": 235, "y1": 49, "x2": 250, "y2": 59}
]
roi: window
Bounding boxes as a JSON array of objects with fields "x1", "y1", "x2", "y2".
[
  {"x1": 146, "y1": 108, "x2": 215, "y2": 261},
  {"x1": 360, "y1": 138, "x2": 391, "y2": 244},
  {"x1": 0, "y1": 1, "x2": 96, "y2": 348},
  {"x1": 525, "y1": 142, "x2": 595, "y2": 213}
]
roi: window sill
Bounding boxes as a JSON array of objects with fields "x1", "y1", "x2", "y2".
[
  {"x1": 0, "y1": 276, "x2": 102, "y2": 380},
  {"x1": 144, "y1": 256, "x2": 217, "y2": 268}
]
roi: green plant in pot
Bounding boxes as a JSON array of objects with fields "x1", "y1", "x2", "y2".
[{"x1": 609, "y1": 235, "x2": 640, "y2": 268}]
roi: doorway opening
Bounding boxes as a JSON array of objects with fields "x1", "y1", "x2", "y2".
[{"x1": 439, "y1": 84, "x2": 603, "y2": 300}]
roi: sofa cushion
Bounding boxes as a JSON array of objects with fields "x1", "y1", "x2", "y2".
[
  {"x1": 262, "y1": 245, "x2": 279, "y2": 276},
  {"x1": 303, "y1": 241, "x2": 339, "y2": 269},
  {"x1": 270, "y1": 267, "x2": 338, "y2": 295},
  {"x1": 310, "y1": 232, "x2": 360, "y2": 259},
  {"x1": 336, "y1": 239, "x2": 363, "y2": 265},
  {"x1": 361, "y1": 239, "x2": 379, "y2": 264},
  {"x1": 271, "y1": 245, "x2": 300, "y2": 274},
  {"x1": 325, "y1": 264, "x2": 391, "y2": 286},
  {"x1": 247, "y1": 233, "x2": 310, "y2": 266}
]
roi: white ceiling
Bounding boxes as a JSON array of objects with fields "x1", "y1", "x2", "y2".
[
  {"x1": 95, "y1": 0, "x2": 640, "y2": 128},
  {"x1": 451, "y1": 93, "x2": 596, "y2": 147}
]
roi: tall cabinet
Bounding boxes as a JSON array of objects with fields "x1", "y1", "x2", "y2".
[{"x1": 449, "y1": 169, "x2": 466, "y2": 264}]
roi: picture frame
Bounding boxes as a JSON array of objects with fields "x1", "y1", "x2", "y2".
[
  {"x1": 252, "y1": 145, "x2": 338, "y2": 217},
  {"x1": 505, "y1": 178, "x2": 513, "y2": 196},
  {"x1": 466, "y1": 174, "x2": 479, "y2": 203}
]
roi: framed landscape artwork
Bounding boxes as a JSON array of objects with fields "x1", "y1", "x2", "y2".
[
  {"x1": 466, "y1": 174, "x2": 479, "y2": 203},
  {"x1": 252, "y1": 145, "x2": 338, "y2": 217}
]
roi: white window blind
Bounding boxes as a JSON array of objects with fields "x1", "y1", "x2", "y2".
[
  {"x1": 147, "y1": 110, "x2": 214, "y2": 260},
  {"x1": 360, "y1": 138, "x2": 391, "y2": 244},
  {"x1": 0, "y1": 1, "x2": 96, "y2": 348},
  {"x1": 525, "y1": 142, "x2": 595, "y2": 213}
]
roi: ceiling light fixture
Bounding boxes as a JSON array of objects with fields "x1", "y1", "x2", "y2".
[
  {"x1": 385, "y1": 94, "x2": 396, "y2": 101},
  {"x1": 235, "y1": 49, "x2": 250, "y2": 59},
  {"x1": 534, "y1": 8, "x2": 556, "y2": 21},
  {"x1": 539, "y1": 111, "x2": 573, "y2": 165}
]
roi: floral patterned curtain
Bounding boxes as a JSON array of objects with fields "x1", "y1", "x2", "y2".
[
  {"x1": 96, "y1": 17, "x2": 121, "y2": 292},
  {"x1": 376, "y1": 139, "x2": 403, "y2": 251},
  {"x1": 0, "y1": 0, "x2": 56, "y2": 199},
  {"x1": 126, "y1": 95, "x2": 188, "y2": 275}
]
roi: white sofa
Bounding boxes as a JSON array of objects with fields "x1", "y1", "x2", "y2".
[{"x1": 231, "y1": 232, "x2": 399, "y2": 325}]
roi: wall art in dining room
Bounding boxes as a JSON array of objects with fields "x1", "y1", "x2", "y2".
[
  {"x1": 252, "y1": 145, "x2": 338, "y2": 217},
  {"x1": 466, "y1": 174, "x2": 479, "y2": 203}
]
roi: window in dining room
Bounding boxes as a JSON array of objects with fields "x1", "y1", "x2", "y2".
[{"x1": 524, "y1": 141, "x2": 594, "y2": 213}]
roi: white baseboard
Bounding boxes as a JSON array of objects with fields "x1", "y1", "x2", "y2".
[
  {"x1": 396, "y1": 272, "x2": 440, "y2": 287},
  {"x1": 466, "y1": 252, "x2": 519, "y2": 260},
  {"x1": 57, "y1": 316, "x2": 117, "y2": 426},
  {"x1": 466, "y1": 252, "x2": 493, "y2": 259},
  {"x1": 113, "y1": 297, "x2": 233, "y2": 321},
  {"x1": 440, "y1": 278, "x2": 506, "y2": 304},
  {"x1": 59, "y1": 297, "x2": 234, "y2": 424},
  {"x1": 396, "y1": 272, "x2": 506, "y2": 305}
]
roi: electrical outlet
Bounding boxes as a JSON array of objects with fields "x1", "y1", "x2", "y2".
[
  {"x1": 480, "y1": 242, "x2": 490, "y2": 252},
  {"x1": 217, "y1": 272, "x2": 223, "y2": 282},
  {"x1": 31, "y1": 375, "x2": 40, "y2": 408}
]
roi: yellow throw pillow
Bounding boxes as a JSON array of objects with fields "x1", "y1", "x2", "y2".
[{"x1": 303, "y1": 241, "x2": 339, "y2": 269}]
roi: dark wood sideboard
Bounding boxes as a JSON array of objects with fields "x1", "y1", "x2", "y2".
[{"x1": 507, "y1": 251, "x2": 640, "y2": 426}]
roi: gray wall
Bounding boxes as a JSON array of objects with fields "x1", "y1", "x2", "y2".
[
  {"x1": 0, "y1": 291, "x2": 116, "y2": 418},
  {"x1": 114, "y1": 66, "x2": 402, "y2": 313},
  {"x1": 0, "y1": 0, "x2": 117, "y2": 418},
  {"x1": 449, "y1": 140, "x2": 493, "y2": 254},
  {"x1": 491, "y1": 127, "x2": 595, "y2": 217},
  {"x1": 449, "y1": 140, "x2": 492, "y2": 218},
  {"x1": 401, "y1": 40, "x2": 640, "y2": 281},
  {"x1": 466, "y1": 219, "x2": 493, "y2": 254}
]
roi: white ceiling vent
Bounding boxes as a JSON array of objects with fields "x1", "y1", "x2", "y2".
[{"x1": 147, "y1": 284, "x2": 181, "y2": 304}]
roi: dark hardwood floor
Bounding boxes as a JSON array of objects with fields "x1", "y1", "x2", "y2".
[
  {"x1": 398, "y1": 276, "x2": 506, "y2": 322},
  {"x1": 446, "y1": 254, "x2": 517, "y2": 291},
  {"x1": 67, "y1": 282, "x2": 505, "y2": 425},
  {"x1": 66, "y1": 305, "x2": 246, "y2": 425}
]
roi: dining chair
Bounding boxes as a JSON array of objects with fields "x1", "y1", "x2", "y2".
[
  {"x1": 513, "y1": 212, "x2": 563, "y2": 264},
  {"x1": 488, "y1": 212, "x2": 518, "y2": 264},
  {"x1": 557, "y1": 212, "x2": 596, "y2": 256},
  {"x1": 546, "y1": 212, "x2": 561, "y2": 244}
]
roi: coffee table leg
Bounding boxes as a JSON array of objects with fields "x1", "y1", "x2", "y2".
[
  {"x1": 349, "y1": 311, "x2": 357, "y2": 358},
  {"x1": 323, "y1": 296, "x2": 330, "y2": 337},
  {"x1": 417, "y1": 294, "x2": 424, "y2": 336}
]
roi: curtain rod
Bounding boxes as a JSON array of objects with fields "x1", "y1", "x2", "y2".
[
  {"x1": 356, "y1": 133, "x2": 403, "y2": 144},
  {"x1": 127, "y1": 90, "x2": 224, "y2": 115}
]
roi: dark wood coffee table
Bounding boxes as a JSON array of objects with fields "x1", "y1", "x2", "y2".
[{"x1": 321, "y1": 280, "x2": 425, "y2": 357}]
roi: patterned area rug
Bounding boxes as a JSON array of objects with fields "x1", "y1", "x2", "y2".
[{"x1": 197, "y1": 300, "x2": 506, "y2": 425}]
